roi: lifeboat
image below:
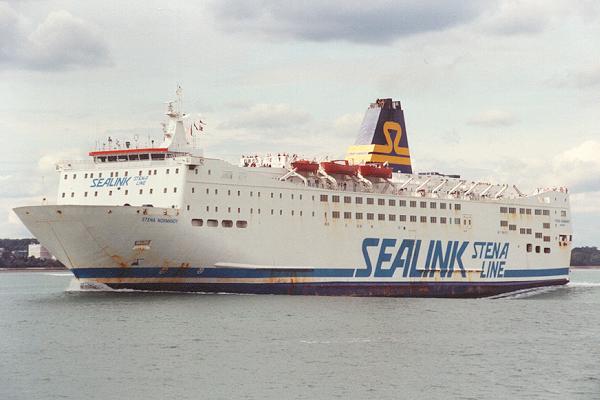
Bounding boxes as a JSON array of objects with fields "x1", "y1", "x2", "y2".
[
  {"x1": 358, "y1": 163, "x2": 393, "y2": 179},
  {"x1": 320, "y1": 160, "x2": 358, "y2": 175},
  {"x1": 291, "y1": 159, "x2": 319, "y2": 173}
]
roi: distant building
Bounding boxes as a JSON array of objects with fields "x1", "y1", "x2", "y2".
[{"x1": 28, "y1": 244, "x2": 53, "y2": 260}]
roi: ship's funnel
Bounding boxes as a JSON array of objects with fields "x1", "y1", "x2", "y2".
[{"x1": 345, "y1": 98, "x2": 412, "y2": 173}]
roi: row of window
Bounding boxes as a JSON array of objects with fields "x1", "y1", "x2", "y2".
[
  {"x1": 526, "y1": 244, "x2": 551, "y2": 254},
  {"x1": 65, "y1": 168, "x2": 181, "y2": 180},
  {"x1": 61, "y1": 187, "x2": 178, "y2": 198},
  {"x1": 191, "y1": 219, "x2": 247, "y2": 228},
  {"x1": 500, "y1": 221, "x2": 551, "y2": 229},
  {"x1": 197, "y1": 187, "x2": 306, "y2": 200},
  {"x1": 320, "y1": 195, "x2": 462, "y2": 210},
  {"x1": 330, "y1": 211, "x2": 463, "y2": 224},
  {"x1": 198, "y1": 206, "x2": 313, "y2": 217},
  {"x1": 499, "y1": 206, "x2": 558, "y2": 216}
]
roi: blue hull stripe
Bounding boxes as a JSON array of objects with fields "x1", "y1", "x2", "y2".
[{"x1": 72, "y1": 266, "x2": 569, "y2": 279}]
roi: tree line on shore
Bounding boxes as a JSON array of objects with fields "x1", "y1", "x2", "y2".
[{"x1": 1, "y1": 239, "x2": 599, "y2": 269}]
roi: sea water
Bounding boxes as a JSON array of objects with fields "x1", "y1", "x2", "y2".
[{"x1": 1, "y1": 270, "x2": 599, "y2": 400}]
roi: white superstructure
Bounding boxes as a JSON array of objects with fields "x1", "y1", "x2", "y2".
[{"x1": 14, "y1": 91, "x2": 572, "y2": 297}]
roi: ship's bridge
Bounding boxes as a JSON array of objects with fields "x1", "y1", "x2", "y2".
[{"x1": 89, "y1": 147, "x2": 190, "y2": 163}]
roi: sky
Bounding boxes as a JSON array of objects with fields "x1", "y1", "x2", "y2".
[{"x1": 1, "y1": 0, "x2": 599, "y2": 245}]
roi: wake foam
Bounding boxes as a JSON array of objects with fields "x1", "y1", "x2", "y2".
[
  {"x1": 489, "y1": 285, "x2": 565, "y2": 300},
  {"x1": 568, "y1": 282, "x2": 600, "y2": 287}
]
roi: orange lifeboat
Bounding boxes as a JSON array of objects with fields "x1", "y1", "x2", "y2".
[
  {"x1": 320, "y1": 160, "x2": 358, "y2": 175},
  {"x1": 358, "y1": 163, "x2": 393, "y2": 179},
  {"x1": 291, "y1": 160, "x2": 319, "y2": 173}
]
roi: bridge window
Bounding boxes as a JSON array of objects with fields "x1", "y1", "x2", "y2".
[
  {"x1": 222, "y1": 220, "x2": 233, "y2": 228},
  {"x1": 236, "y1": 220, "x2": 248, "y2": 228},
  {"x1": 192, "y1": 219, "x2": 203, "y2": 226},
  {"x1": 378, "y1": 199, "x2": 385, "y2": 206},
  {"x1": 207, "y1": 219, "x2": 218, "y2": 227}
]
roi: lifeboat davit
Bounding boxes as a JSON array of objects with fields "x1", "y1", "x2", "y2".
[
  {"x1": 320, "y1": 160, "x2": 358, "y2": 175},
  {"x1": 291, "y1": 160, "x2": 319, "y2": 173},
  {"x1": 358, "y1": 163, "x2": 393, "y2": 179}
]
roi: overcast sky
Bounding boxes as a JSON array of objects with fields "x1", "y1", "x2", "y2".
[{"x1": 1, "y1": 0, "x2": 599, "y2": 245}]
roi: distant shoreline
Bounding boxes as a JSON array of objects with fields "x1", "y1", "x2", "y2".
[{"x1": 0, "y1": 267, "x2": 69, "y2": 273}]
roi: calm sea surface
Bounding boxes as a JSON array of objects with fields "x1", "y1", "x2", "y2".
[{"x1": 1, "y1": 270, "x2": 599, "y2": 400}]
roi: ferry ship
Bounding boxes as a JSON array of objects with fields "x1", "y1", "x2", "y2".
[{"x1": 14, "y1": 91, "x2": 572, "y2": 297}]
